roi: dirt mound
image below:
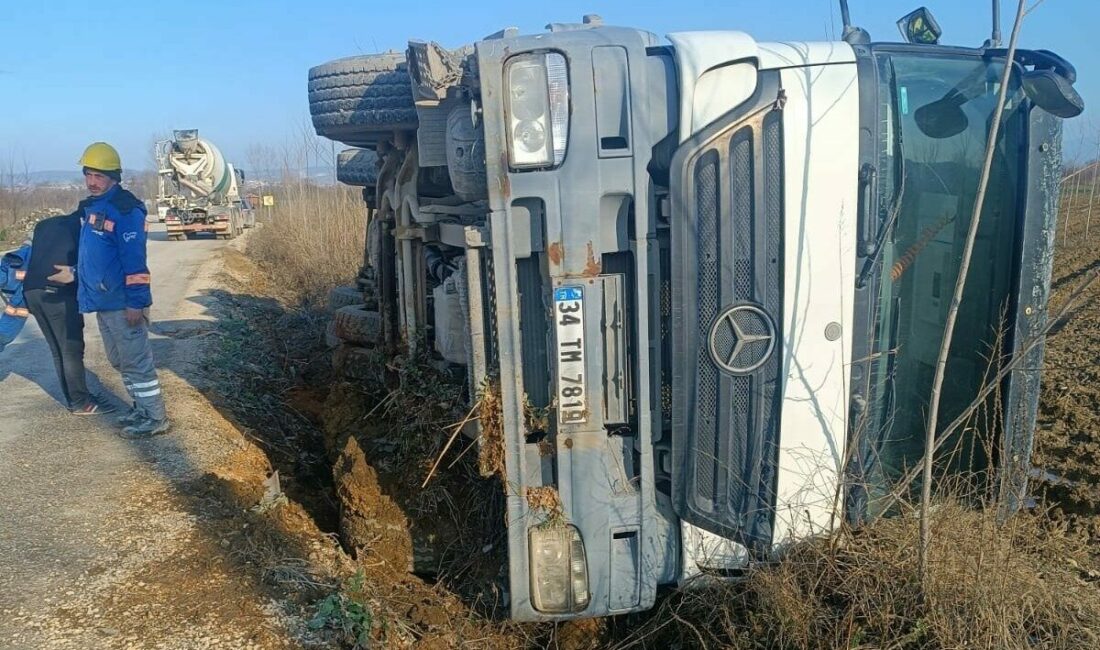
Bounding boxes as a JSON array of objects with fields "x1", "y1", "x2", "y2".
[
  {"x1": 318, "y1": 376, "x2": 537, "y2": 648},
  {"x1": 212, "y1": 248, "x2": 536, "y2": 646},
  {"x1": 334, "y1": 434, "x2": 413, "y2": 571},
  {"x1": 321, "y1": 367, "x2": 514, "y2": 598}
]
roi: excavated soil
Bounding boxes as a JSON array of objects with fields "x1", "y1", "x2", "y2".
[{"x1": 213, "y1": 249, "x2": 546, "y2": 648}]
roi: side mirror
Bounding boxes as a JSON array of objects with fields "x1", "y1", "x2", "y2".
[
  {"x1": 897, "y1": 7, "x2": 942, "y2": 45},
  {"x1": 1022, "y1": 69, "x2": 1084, "y2": 118},
  {"x1": 915, "y1": 92, "x2": 968, "y2": 139}
]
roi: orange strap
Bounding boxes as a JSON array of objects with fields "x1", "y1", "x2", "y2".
[
  {"x1": 4, "y1": 305, "x2": 29, "y2": 318},
  {"x1": 891, "y1": 213, "x2": 956, "y2": 282},
  {"x1": 125, "y1": 273, "x2": 152, "y2": 286}
]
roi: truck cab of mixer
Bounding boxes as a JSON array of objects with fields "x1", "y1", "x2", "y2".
[
  {"x1": 451, "y1": 11, "x2": 1082, "y2": 621},
  {"x1": 310, "y1": 7, "x2": 1083, "y2": 622}
]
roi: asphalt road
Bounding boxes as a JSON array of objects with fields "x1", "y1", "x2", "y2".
[{"x1": 0, "y1": 226, "x2": 303, "y2": 648}]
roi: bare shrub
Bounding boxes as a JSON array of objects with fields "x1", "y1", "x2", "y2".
[
  {"x1": 0, "y1": 184, "x2": 86, "y2": 243},
  {"x1": 608, "y1": 502, "x2": 1100, "y2": 649},
  {"x1": 246, "y1": 182, "x2": 365, "y2": 306}
]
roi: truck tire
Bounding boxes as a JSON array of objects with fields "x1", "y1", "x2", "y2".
[
  {"x1": 446, "y1": 104, "x2": 488, "y2": 200},
  {"x1": 308, "y1": 53, "x2": 418, "y2": 145},
  {"x1": 333, "y1": 304, "x2": 383, "y2": 345},
  {"x1": 327, "y1": 285, "x2": 363, "y2": 311},
  {"x1": 332, "y1": 344, "x2": 379, "y2": 381},
  {"x1": 336, "y1": 148, "x2": 380, "y2": 187}
]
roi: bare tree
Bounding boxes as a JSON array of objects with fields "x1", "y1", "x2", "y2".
[
  {"x1": 919, "y1": 0, "x2": 1028, "y2": 581},
  {"x1": 1086, "y1": 137, "x2": 1099, "y2": 238},
  {"x1": 0, "y1": 149, "x2": 32, "y2": 232}
]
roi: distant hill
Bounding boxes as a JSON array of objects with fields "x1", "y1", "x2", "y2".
[
  {"x1": 246, "y1": 165, "x2": 336, "y2": 184},
  {"x1": 15, "y1": 169, "x2": 146, "y2": 186},
  {"x1": 20, "y1": 165, "x2": 336, "y2": 187},
  {"x1": 23, "y1": 170, "x2": 83, "y2": 185}
]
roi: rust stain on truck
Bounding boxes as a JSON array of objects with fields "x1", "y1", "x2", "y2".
[
  {"x1": 584, "y1": 242, "x2": 602, "y2": 277},
  {"x1": 547, "y1": 241, "x2": 564, "y2": 265}
]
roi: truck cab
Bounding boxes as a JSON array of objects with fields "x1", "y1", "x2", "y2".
[{"x1": 310, "y1": 11, "x2": 1081, "y2": 621}]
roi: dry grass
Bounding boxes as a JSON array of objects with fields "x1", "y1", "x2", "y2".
[
  {"x1": 0, "y1": 172, "x2": 159, "y2": 243},
  {"x1": 525, "y1": 487, "x2": 565, "y2": 527},
  {"x1": 247, "y1": 181, "x2": 365, "y2": 306},
  {"x1": 606, "y1": 502, "x2": 1100, "y2": 649},
  {"x1": 0, "y1": 185, "x2": 84, "y2": 243},
  {"x1": 477, "y1": 379, "x2": 506, "y2": 480}
]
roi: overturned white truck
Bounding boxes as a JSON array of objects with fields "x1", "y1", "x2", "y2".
[
  {"x1": 156, "y1": 129, "x2": 255, "y2": 240},
  {"x1": 310, "y1": 9, "x2": 1082, "y2": 621}
]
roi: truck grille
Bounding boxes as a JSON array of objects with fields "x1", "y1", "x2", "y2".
[{"x1": 671, "y1": 96, "x2": 785, "y2": 551}]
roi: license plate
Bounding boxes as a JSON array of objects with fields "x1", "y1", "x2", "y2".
[{"x1": 554, "y1": 286, "x2": 587, "y2": 424}]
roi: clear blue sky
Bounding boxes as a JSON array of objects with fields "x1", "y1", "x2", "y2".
[{"x1": 1, "y1": 0, "x2": 1095, "y2": 172}]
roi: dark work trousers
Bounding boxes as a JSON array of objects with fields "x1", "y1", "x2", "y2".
[
  {"x1": 95, "y1": 310, "x2": 166, "y2": 422},
  {"x1": 22, "y1": 288, "x2": 90, "y2": 409}
]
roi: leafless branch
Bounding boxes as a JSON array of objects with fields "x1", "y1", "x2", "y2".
[{"x1": 919, "y1": 0, "x2": 1028, "y2": 582}]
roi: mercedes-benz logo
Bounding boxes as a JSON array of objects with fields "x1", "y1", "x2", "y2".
[{"x1": 708, "y1": 304, "x2": 776, "y2": 375}]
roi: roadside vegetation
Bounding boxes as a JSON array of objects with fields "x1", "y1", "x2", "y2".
[
  {"x1": 0, "y1": 184, "x2": 80, "y2": 244},
  {"x1": 203, "y1": 163, "x2": 1100, "y2": 649},
  {"x1": 0, "y1": 166, "x2": 155, "y2": 244},
  {"x1": 247, "y1": 181, "x2": 365, "y2": 306}
]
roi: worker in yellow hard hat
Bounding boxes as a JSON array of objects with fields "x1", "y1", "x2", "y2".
[
  {"x1": 78, "y1": 142, "x2": 123, "y2": 192},
  {"x1": 72, "y1": 141, "x2": 170, "y2": 438}
]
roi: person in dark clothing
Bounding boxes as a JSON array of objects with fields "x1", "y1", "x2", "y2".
[{"x1": 22, "y1": 212, "x2": 114, "y2": 415}]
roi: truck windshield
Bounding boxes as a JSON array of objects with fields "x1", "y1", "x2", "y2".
[{"x1": 865, "y1": 52, "x2": 1026, "y2": 501}]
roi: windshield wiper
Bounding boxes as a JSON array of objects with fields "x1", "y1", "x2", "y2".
[{"x1": 856, "y1": 201, "x2": 901, "y2": 289}]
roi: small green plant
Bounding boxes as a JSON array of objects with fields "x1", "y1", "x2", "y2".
[{"x1": 309, "y1": 570, "x2": 374, "y2": 648}]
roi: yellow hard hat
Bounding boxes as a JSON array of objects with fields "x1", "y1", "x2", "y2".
[{"x1": 78, "y1": 142, "x2": 122, "y2": 172}]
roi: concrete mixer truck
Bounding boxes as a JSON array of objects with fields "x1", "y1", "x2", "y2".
[
  {"x1": 155, "y1": 129, "x2": 255, "y2": 240},
  {"x1": 309, "y1": 5, "x2": 1084, "y2": 622}
]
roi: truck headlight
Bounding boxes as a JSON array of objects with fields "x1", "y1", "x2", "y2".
[
  {"x1": 505, "y1": 52, "x2": 569, "y2": 169},
  {"x1": 529, "y1": 524, "x2": 589, "y2": 613}
]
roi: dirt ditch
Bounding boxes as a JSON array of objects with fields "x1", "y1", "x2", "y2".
[
  {"x1": 209, "y1": 248, "x2": 553, "y2": 648},
  {"x1": 203, "y1": 207, "x2": 1100, "y2": 648}
]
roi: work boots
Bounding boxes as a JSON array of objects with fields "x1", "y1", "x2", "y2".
[
  {"x1": 117, "y1": 405, "x2": 142, "y2": 426},
  {"x1": 119, "y1": 416, "x2": 171, "y2": 440}
]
